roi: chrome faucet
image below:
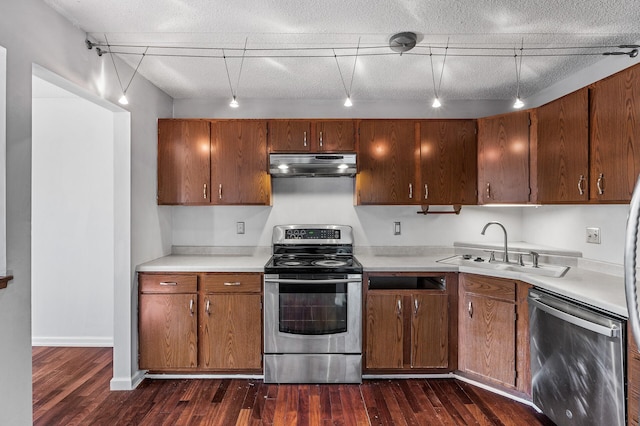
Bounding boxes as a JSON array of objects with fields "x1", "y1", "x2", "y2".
[{"x1": 481, "y1": 221, "x2": 509, "y2": 263}]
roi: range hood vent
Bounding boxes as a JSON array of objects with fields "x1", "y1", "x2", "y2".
[{"x1": 269, "y1": 153, "x2": 357, "y2": 177}]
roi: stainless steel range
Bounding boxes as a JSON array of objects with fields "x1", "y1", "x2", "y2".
[{"x1": 263, "y1": 224, "x2": 363, "y2": 384}]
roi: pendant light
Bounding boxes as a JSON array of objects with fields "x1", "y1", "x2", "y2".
[
  {"x1": 223, "y1": 38, "x2": 248, "y2": 108},
  {"x1": 513, "y1": 42, "x2": 525, "y2": 109},
  {"x1": 429, "y1": 40, "x2": 448, "y2": 109},
  {"x1": 105, "y1": 35, "x2": 148, "y2": 106},
  {"x1": 334, "y1": 38, "x2": 360, "y2": 107}
]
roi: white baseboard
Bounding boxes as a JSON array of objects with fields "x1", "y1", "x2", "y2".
[
  {"x1": 110, "y1": 369, "x2": 146, "y2": 391},
  {"x1": 32, "y1": 336, "x2": 114, "y2": 347}
]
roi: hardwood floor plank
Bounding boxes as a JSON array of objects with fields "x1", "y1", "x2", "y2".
[{"x1": 33, "y1": 348, "x2": 555, "y2": 426}]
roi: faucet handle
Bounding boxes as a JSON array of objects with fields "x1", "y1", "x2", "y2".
[
  {"x1": 530, "y1": 251, "x2": 540, "y2": 268},
  {"x1": 517, "y1": 253, "x2": 525, "y2": 266},
  {"x1": 489, "y1": 251, "x2": 496, "y2": 262}
]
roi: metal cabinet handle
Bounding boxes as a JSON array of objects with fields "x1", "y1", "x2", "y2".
[
  {"x1": 577, "y1": 175, "x2": 585, "y2": 195},
  {"x1": 319, "y1": 131, "x2": 323, "y2": 147},
  {"x1": 205, "y1": 299, "x2": 211, "y2": 315},
  {"x1": 424, "y1": 184, "x2": 429, "y2": 200},
  {"x1": 486, "y1": 182, "x2": 491, "y2": 200},
  {"x1": 409, "y1": 183, "x2": 413, "y2": 199},
  {"x1": 223, "y1": 281, "x2": 241, "y2": 286},
  {"x1": 413, "y1": 298, "x2": 419, "y2": 315},
  {"x1": 597, "y1": 173, "x2": 605, "y2": 195},
  {"x1": 203, "y1": 183, "x2": 207, "y2": 199},
  {"x1": 396, "y1": 299, "x2": 402, "y2": 316},
  {"x1": 303, "y1": 131, "x2": 307, "y2": 147},
  {"x1": 218, "y1": 184, "x2": 223, "y2": 200},
  {"x1": 468, "y1": 301, "x2": 473, "y2": 318},
  {"x1": 189, "y1": 299, "x2": 194, "y2": 316},
  {"x1": 159, "y1": 281, "x2": 177, "y2": 286}
]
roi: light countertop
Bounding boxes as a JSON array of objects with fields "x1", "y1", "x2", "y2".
[{"x1": 137, "y1": 244, "x2": 628, "y2": 318}]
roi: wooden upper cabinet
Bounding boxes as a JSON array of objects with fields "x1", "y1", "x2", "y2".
[
  {"x1": 268, "y1": 120, "x2": 355, "y2": 152},
  {"x1": 315, "y1": 120, "x2": 356, "y2": 152},
  {"x1": 356, "y1": 120, "x2": 419, "y2": 205},
  {"x1": 536, "y1": 88, "x2": 589, "y2": 203},
  {"x1": 420, "y1": 120, "x2": 477, "y2": 205},
  {"x1": 157, "y1": 119, "x2": 211, "y2": 205},
  {"x1": 477, "y1": 111, "x2": 530, "y2": 204},
  {"x1": 590, "y1": 63, "x2": 640, "y2": 202},
  {"x1": 268, "y1": 120, "x2": 311, "y2": 152},
  {"x1": 211, "y1": 120, "x2": 271, "y2": 205}
]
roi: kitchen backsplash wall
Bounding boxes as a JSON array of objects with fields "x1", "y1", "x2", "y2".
[
  {"x1": 171, "y1": 178, "x2": 629, "y2": 265},
  {"x1": 171, "y1": 177, "x2": 524, "y2": 248},
  {"x1": 522, "y1": 204, "x2": 628, "y2": 265}
]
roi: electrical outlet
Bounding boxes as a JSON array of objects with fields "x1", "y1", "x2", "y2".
[
  {"x1": 394, "y1": 222, "x2": 401, "y2": 235},
  {"x1": 586, "y1": 227, "x2": 600, "y2": 244},
  {"x1": 236, "y1": 222, "x2": 245, "y2": 234}
]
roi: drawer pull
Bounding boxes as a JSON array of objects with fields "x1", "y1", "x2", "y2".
[
  {"x1": 189, "y1": 299, "x2": 194, "y2": 316},
  {"x1": 468, "y1": 301, "x2": 473, "y2": 318},
  {"x1": 159, "y1": 282, "x2": 178, "y2": 286},
  {"x1": 224, "y1": 281, "x2": 242, "y2": 286}
]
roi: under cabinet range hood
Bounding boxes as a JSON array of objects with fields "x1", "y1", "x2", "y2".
[{"x1": 269, "y1": 153, "x2": 357, "y2": 177}]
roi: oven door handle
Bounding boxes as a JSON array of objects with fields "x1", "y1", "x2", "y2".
[
  {"x1": 264, "y1": 278, "x2": 360, "y2": 285},
  {"x1": 529, "y1": 296, "x2": 619, "y2": 338}
]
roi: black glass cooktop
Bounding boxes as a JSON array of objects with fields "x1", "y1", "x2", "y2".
[{"x1": 264, "y1": 254, "x2": 363, "y2": 274}]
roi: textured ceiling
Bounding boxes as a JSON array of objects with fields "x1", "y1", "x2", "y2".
[{"x1": 45, "y1": 0, "x2": 640, "y2": 103}]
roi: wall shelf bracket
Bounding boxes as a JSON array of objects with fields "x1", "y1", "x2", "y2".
[{"x1": 417, "y1": 205, "x2": 462, "y2": 215}]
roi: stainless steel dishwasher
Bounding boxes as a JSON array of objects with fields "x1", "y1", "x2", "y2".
[{"x1": 528, "y1": 289, "x2": 625, "y2": 426}]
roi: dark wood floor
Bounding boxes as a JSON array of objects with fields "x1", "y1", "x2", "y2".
[{"x1": 33, "y1": 347, "x2": 554, "y2": 425}]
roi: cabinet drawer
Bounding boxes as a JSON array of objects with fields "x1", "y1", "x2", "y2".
[
  {"x1": 461, "y1": 274, "x2": 515, "y2": 302},
  {"x1": 202, "y1": 273, "x2": 262, "y2": 293},
  {"x1": 139, "y1": 273, "x2": 198, "y2": 293}
]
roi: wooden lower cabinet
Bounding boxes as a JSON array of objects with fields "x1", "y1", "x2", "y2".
[
  {"x1": 458, "y1": 273, "x2": 531, "y2": 395},
  {"x1": 139, "y1": 293, "x2": 198, "y2": 370},
  {"x1": 364, "y1": 272, "x2": 456, "y2": 372},
  {"x1": 138, "y1": 272, "x2": 262, "y2": 372},
  {"x1": 200, "y1": 272, "x2": 262, "y2": 371}
]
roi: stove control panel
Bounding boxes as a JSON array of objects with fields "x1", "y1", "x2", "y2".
[{"x1": 285, "y1": 228, "x2": 341, "y2": 240}]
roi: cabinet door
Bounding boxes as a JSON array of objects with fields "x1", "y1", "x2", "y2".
[
  {"x1": 411, "y1": 293, "x2": 448, "y2": 368},
  {"x1": 315, "y1": 120, "x2": 356, "y2": 152},
  {"x1": 357, "y1": 120, "x2": 419, "y2": 204},
  {"x1": 211, "y1": 120, "x2": 271, "y2": 205},
  {"x1": 420, "y1": 120, "x2": 477, "y2": 205},
  {"x1": 365, "y1": 293, "x2": 404, "y2": 368},
  {"x1": 157, "y1": 120, "x2": 211, "y2": 205},
  {"x1": 537, "y1": 88, "x2": 589, "y2": 203},
  {"x1": 590, "y1": 64, "x2": 640, "y2": 202},
  {"x1": 139, "y1": 293, "x2": 197, "y2": 369},
  {"x1": 459, "y1": 292, "x2": 516, "y2": 387},
  {"x1": 477, "y1": 111, "x2": 530, "y2": 204},
  {"x1": 201, "y1": 294, "x2": 262, "y2": 370},
  {"x1": 268, "y1": 120, "x2": 311, "y2": 152}
]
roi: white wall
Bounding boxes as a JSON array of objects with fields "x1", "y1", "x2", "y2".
[
  {"x1": 0, "y1": 46, "x2": 6, "y2": 276},
  {"x1": 32, "y1": 77, "x2": 114, "y2": 346},
  {"x1": 172, "y1": 177, "x2": 524, "y2": 248},
  {"x1": 0, "y1": 0, "x2": 172, "y2": 422}
]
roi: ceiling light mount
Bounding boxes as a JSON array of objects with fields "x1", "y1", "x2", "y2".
[{"x1": 389, "y1": 32, "x2": 418, "y2": 53}]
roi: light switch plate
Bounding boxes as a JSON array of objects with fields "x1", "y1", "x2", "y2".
[
  {"x1": 586, "y1": 227, "x2": 600, "y2": 244},
  {"x1": 237, "y1": 222, "x2": 245, "y2": 234},
  {"x1": 394, "y1": 221, "x2": 401, "y2": 235}
]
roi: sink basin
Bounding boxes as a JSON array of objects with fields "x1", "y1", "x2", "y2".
[{"x1": 436, "y1": 255, "x2": 570, "y2": 278}]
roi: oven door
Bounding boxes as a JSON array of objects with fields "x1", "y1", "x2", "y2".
[{"x1": 264, "y1": 274, "x2": 362, "y2": 354}]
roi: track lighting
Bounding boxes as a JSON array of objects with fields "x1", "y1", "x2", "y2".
[
  {"x1": 344, "y1": 97, "x2": 353, "y2": 107},
  {"x1": 223, "y1": 39, "x2": 248, "y2": 108},
  {"x1": 334, "y1": 38, "x2": 360, "y2": 107},
  {"x1": 513, "y1": 42, "x2": 525, "y2": 110},
  {"x1": 513, "y1": 97, "x2": 524, "y2": 109},
  {"x1": 429, "y1": 41, "x2": 448, "y2": 108},
  {"x1": 104, "y1": 35, "x2": 147, "y2": 106}
]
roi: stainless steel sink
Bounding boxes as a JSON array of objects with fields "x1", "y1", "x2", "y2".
[{"x1": 436, "y1": 255, "x2": 570, "y2": 278}]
